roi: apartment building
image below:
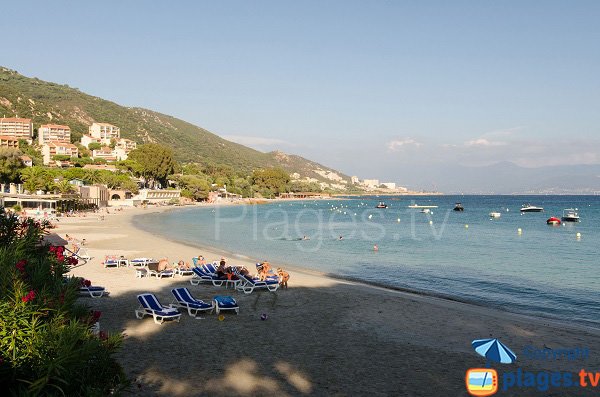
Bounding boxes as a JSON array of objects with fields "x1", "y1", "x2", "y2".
[
  {"x1": 0, "y1": 117, "x2": 33, "y2": 142},
  {"x1": 0, "y1": 135, "x2": 19, "y2": 148},
  {"x1": 89, "y1": 122, "x2": 120, "y2": 143},
  {"x1": 42, "y1": 142, "x2": 79, "y2": 165},
  {"x1": 38, "y1": 124, "x2": 71, "y2": 145},
  {"x1": 116, "y1": 138, "x2": 137, "y2": 152}
]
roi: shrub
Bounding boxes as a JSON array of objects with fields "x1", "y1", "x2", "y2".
[{"x1": 0, "y1": 208, "x2": 128, "y2": 395}]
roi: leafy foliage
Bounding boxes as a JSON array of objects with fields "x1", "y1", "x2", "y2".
[
  {"x1": 127, "y1": 144, "x2": 176, "y2": 188},
  {"x1": 0, "y1": 208, "x2": 127, "y2": 395},
  {"x1": 0, "y1": 148, "x2": 24, "y2": 183}
]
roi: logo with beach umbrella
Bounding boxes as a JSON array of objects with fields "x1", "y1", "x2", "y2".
[{"x1": 466, "y1": 338, "x2": 516, "y2": 396}]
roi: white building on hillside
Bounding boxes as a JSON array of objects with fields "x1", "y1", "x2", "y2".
[
  {"x1": 42, "y1": 142, "x2": 79, "y2": 165},
  {"x1": 381, "y1": 182, "x2": 396, "y2": 189},
  {"x1": 38, "y1": 124, "x2": 71, "y2": 145},
  {"x1": 89, "y1": 122, "x2": 120, "y2": 143},
  {"x1": 362, "y1": 179, "x2": 380, "y2": 188}
]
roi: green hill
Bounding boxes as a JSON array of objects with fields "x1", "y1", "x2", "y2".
[{"x1": 0, "y1": 67, "x2": 351, "y2": 187}]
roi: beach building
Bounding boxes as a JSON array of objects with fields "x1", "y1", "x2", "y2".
[
  {"x1": 0, "y1": 135, "x2": 19, "y2": 148},
  {"x1": 41, "y1": 142, "x2": 79, "y2": 165},
  {"x1": 89, "y1": 122, "x2": 120, "y2": 144},
  {"x1": 0, "y1": 117, "x2": 33, "y2": 142},
  {"x1": 79, "y1": 184, "x2": 109, "y2": 208},
  {"x1": 351, "y1": 176, "x2": 359, "y2": 184},
  {"x1": 38, "y1": 124, "x2": 71, "y2": 145},
  {"x1": 381, "y1": 182, "x2": 396, "y2": 189},
  {"x1": 362, "y1": 179, "x2": 380, "y2": 188}
]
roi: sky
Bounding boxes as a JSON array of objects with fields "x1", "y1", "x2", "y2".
[{"x1": 2, "y1": 1, "x2": 600, "y2": 185}]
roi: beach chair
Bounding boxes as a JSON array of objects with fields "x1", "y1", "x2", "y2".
[
  {"x1": 130, "y1": 258, "x2": 155, "y2": 267},
  {"x1": 235, "y1": 272, "x2": 280, "y2": 294},
  {"x1": 147, "y1": 261, "x2": 175, "y2": 278},
  {"x1": 171, "y1": 287, "x2": 214, "y2": 316},
  {"x1": 175, "y1": 267, "x2": 194, "y2": 277},
  {"x1": 190, "y1": 267, "x2": 227, "y2": 287},
  {"x1": 213, "y1": 295, "x2": 239, "y2": 314},
  {"x1": 79, "y1": 285, "x2": 109, "y2": 298},
  {"x1": 103, "y1": 256, "x2": 119, "y2": 268},
  {"x1": 204, "y1": 262, "x2": 218, "y2": 274},
  {"x1": 135, "y1": 293, "x2": 181, "y2": 324}
]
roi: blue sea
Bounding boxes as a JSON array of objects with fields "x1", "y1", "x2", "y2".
[{"x1": 133, "y1": 195, "x2": 600, "y2": 327}]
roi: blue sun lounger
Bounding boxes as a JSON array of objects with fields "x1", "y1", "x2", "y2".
[
  {"x1": 213, "y1": 295, "x2": 239, "y2": 314},
  {"x1": 190, "y1": 267, "x2": 227, "y2": 287},
  {"x1": 79, "y1": 285, "x2": 109, "y2": 298},
  {"x1": 135, "y1": 293, "x2": 181, "y2": 324},
  {"x1": 235, "y1": 272, "x2": 280, "y2": 294},
  {"x1": 171, "y1": 287, "x2": 214, "y2": 316}
]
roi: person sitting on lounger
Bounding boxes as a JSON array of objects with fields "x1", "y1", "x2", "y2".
[
  {"x1": 216, "y1": 258, "x2": 227, "y2": 279},
  {"x1": 197, "y1": 255, "x2": 206, "y2": 266},
  {"x1": 158, "y1": 258, "x2": 170, "y2": 271},
  {"x1": 176, "y1": 260, "x2": 191, "y2": 270}
]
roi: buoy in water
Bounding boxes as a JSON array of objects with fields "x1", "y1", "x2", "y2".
[
  {"x1": 576, "y1": 232, "x2": 582, "y2": 239},
  {"x1": 397, "y1": 218, "x2": 400, "y2": 222},
  {"x1": 518, "y1": 228, "x2": 523, "y2": 234},
  {"x1": 429, "y1": 220, "x2": 433, "y2": 225},
  {"x1": 465, "y1": 224, "x2": 469, "y2": 228}
]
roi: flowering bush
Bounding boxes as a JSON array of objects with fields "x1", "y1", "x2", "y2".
[{"x1": 0, "y1": 207, "x2": 127, "y2": 395}]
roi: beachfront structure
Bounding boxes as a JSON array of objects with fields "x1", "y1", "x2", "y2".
[
  {"x1": 79, "y1": 184, "x2": 109, "y2": 208},
  {"x1": 381, "y1": 182, "x2": 396, "y2": 189},
  {"x1": 89, "y1": 122, "x2": 120, "y2": 143},
  {"x1": 0, "y1": 117, "x2": 33, "y2": 142},
  {"x1": 0, "y1": 135, "x2": 19, "y2": 148},
  {"x1": 137, "y1": 189, "x2": 180, "y2": 204},
  {"x1": 362, "y1": 179, "x2": 380, "y2": 188},
  {"x1": 351, "y1": 176, "x2": 360, "y2": 184},
  {"x1": 38, "y1": 124, "x2": 71, "y2": 145},
  {"x1": 41, "y1": 142, "x2": 79, "y2": 165}
]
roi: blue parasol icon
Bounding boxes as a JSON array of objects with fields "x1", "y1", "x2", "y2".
[{"x1": 472, "y1": 338, "x2": 517, "y2": 364}]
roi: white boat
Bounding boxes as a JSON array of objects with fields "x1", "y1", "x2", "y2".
[
  {"x1": 561, "y1": 208, "x2": 580, "y2": 222},
  {"x1": 420, "y1": 208, "x2": 431, "y2": 214},
  {"x1": 408, "y1": 204, "x2": 439, "y2": 209},
  {"x1": 520, "y1": 204, "x2": 544, "y2": 213},
  {"x1": 489, "y1": 212, "x2": 501, "y2": 218}
]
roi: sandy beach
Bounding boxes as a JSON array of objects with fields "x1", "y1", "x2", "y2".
[{"x1": 59, "y1": 206, "x2": 600, "y2": 396}]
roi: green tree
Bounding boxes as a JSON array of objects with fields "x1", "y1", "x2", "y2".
[
  {"x1": 19, "y1": 166, "x2": 49, "y2": 193},
  {"x1": 128, "y1": 144, "x2": 177, "y2": 188},
  {"x1": 0, "y1": 148, "x2": 25, "y2": 184},
  {"x1": 87, "y1": 142, "x2": 102, "y2": 151},
  {"x1": 53, "y1": 179, "x2": 77, "y2": 194},
  {"x1": 251, "y1": 167, "x2": 290, "y2": 197}
]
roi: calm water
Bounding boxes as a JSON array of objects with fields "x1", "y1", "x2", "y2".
[{"x1": 134, "y1": 195, "x2": 600, "y2": 327}]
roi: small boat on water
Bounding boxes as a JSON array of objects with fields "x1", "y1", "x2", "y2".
[
  {"x1": 520, "y1": 204, "x2": 544, "y2": 213},
  {"x1": 375, "y1": 202, "x2": 388, "y2": 209},
  {"x1": 561, "y1": 208, "x2": 580, "y2": 222},
  {"x1": 408, "y1": 204, "x2": 439, "y2": 209},
  {"x1": 489, "y1": 212, "x2": 501, "y2": 218},
  {"x1": 546, "y1": 216, "x2": 561, "y2": 225},
  {"x1": 420, "y1": 208, "x2": 431, "y2": 214},
  {"x1": 453, "y1": 203, "x2": 464, "y2": 211}
]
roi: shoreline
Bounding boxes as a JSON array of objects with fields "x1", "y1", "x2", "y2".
[
  {"x1": 132, "y1": 204, "x2": 600, "y2": 333},
  {"x1": 57, "y1": 205, "x2": 600, "y2": 396}
]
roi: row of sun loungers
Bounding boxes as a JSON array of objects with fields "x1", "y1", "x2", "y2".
[
  {"x1": 135, "y1": 289, "x2": 239, "y2": 324},
  {"x1": 190, "y1": 264, "x2": 280, "y2": 294}
]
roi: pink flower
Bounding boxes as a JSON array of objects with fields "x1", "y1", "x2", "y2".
[
  {"x1": 21, "y1": 290, "x2": 36, "y2": 303},
  {"x1": 15, "y1": 260, "x2": 27, "y2": 273}
]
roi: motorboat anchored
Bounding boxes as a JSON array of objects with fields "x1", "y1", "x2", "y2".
[
  {"x1": 375, "y1": 202, "x2": 388, "y2": 209},
  {"x1": 520, "y1": 204, "x2": 544, "y2": 213},
  {"x1": 489, "y1": 212, "x2": 501, "y2": 218},
  {"x1": 453, "y1": 202, "x2": 464, "y2": 211},
  {"x1": 546, "y1": 217, "x2": 561, "y2": 226},
  {"x1": 561, "y1": 208, "x2": 580, "y2": 222}
]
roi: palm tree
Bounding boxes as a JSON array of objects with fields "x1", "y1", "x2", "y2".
[
  {"x1": 20, "y1": 166, "x2": 49, "y2": 193},
  {"x1": 54, "y1": 180, "x2": 77, "y2": 194}
]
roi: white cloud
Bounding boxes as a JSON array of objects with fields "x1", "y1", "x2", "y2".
[
  {"x1": 464, "y1": 138, "x2": 508, "y2": 147},
  {"x1": 387, "y1": 138, "x2": 422, "y2": 152}
]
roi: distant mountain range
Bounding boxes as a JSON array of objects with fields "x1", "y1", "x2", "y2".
[
  {"x1": 0, "y1": 67, "x2": 351, "y2": 187},
  {"x1": 398, "y1": 161, "x2": 600, "y2": 194}
]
